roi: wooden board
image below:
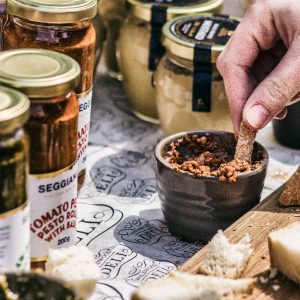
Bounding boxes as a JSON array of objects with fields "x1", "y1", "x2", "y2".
[{"x1": 179, "y1": 187, "x2": 300, "y2": 300}]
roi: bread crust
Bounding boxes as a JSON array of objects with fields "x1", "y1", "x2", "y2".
[{"x1": 279, "y1": 166, "x2": 300, "y2": 206}]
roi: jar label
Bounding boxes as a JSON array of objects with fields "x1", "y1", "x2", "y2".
[
  {"x1": 77, "y1": 89, "x2": 93, "y2": 175},
  {"x1": 29, "y1": 163, "x2": 77, "y2": 260},
  {"x1": 149, "y1": 6, "x2": 167, "y2": 71},
  {"x1": 192, "y1": 46, "x2": 212, "y2": 112},
  {"x1": 0, "y1": 204, "x2": 30, "y2": 271}
]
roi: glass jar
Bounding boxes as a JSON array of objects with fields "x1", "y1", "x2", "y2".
[
  {"x1": 156, "y1": 14, "x2": 240, "y2": 135},
  {"x1": 4, "y1": 0, "x2": 98, "y2": 189},
  {"x1": 0, "y1": 49, "x2": 81, "y2": 268},
  {"x1": 0, "y1": 85, "x2": 30, "y2": 271},
  {"x1": 273, "y1": 102, "x2": 300, "y2": 149},
  {"x1": 98, "y1": 0, "x2": 127, "y2": 80},
  {"x1": 119, "y1": 0, "x2": 223, "y2": 124}
]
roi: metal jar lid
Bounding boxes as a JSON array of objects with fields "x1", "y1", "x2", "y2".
[
  {"x1": 0, "y1": 49, "x2": 81, "y2": 98},
  {"x1": 127, "y1": 0, "x2": 223, "y2": 22},
  {"x1": 162, "y1": 14, "x2": 240, "y2": 64},
  {"x1": 0, "y1": 86, "x2": 30, "y2": 133},
  {"x1": 7, "y1": 0, "x2": 97, "y2": 24}
]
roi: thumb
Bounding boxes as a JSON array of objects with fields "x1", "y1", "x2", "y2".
[{"x1": 243, "y1": 41, "x2": 300, "y2": 130}]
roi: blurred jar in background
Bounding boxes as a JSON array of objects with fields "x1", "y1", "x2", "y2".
[
  {"x1": 98, "y1": 0, "x2": 127, "y2": 80},
  {"x1": 273, "y1": 102, "x2": 300, "y2": 149},
  {"x1": 119, "y1": 0, "x2": 223, "y2": 124}
]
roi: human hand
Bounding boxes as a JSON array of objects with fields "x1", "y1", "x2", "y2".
[{"x1": 217, "y1": 0, "x2": 300, "y2": 133}]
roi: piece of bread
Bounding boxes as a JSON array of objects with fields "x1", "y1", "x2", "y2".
[
  {"x1": 234, "y1": 122, "x2": 257, "y2": 162},
  {"x1": 46, "y1": 245, "x2": 101, "y2": 299},
  {"x1": 132, "y1": 272, "x2": 256, "y2": 300},
  {"x1": 279, "y1": 166, "x2": 300, "y2": 206},
  {"x1": 268, "y1": 222, "x2": 300, "y2": 285},
  {"x1": 198, "y1": 230, "x2": 253, "y2": 279}
]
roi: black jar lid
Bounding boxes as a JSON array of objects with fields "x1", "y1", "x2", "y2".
[{"x1": 162, "y1": 14, "x2": 240, "y2": 63}]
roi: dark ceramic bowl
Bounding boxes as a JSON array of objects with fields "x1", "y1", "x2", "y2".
[
  {"x1": 155, "y1": 131, "x2": 269, "y2": 243},
  {"x1": 0, "y1": 272, "x2": 76, "y2": 299}
]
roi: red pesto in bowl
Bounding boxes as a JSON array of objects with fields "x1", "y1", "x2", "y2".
[{"x1": 164, "y1": 133, "x2": 263, "y2": 183}]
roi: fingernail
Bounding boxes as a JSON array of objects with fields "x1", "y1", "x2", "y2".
[{"x1": 245, "y1": 104, "x2": 270, "y2": 129}]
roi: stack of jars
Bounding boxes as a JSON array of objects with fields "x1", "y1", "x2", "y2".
[
  {"x1": 0, "y1": 0, "x2": 97, "y2": 271},
  {"x1": 107, "y1": 0, "x2": 240, "y2": 135},
  {"x1": 0, "y1": 0, "x2": 242, "y2": 274}
]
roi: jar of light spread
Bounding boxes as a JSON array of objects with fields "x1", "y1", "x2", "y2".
[
  {"x1": 119, "y1": 0, "x2": 223, "y2": 123},
  {"x1": 98, "y1": 0, "x2": 127, "y2": 80},
  {"x1": 156, "y1": 14, "x2": 240, "y2": 135},
  {"x1": 0, "y1": 86, "x2": 30, "y2": 272},
  {"x1": 0, "y1": 49, "x2": 80, "y2": 268},
  {"x1": 3, "y1": 0, "x2": 97, "y2": 189}
]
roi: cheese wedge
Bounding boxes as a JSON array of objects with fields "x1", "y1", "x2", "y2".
[{"x1": 269, "y1": 222, "x2": 300, "y2": 285}]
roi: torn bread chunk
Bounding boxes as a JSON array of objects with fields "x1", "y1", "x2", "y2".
[
  {"x1": 132, "y1": 272, "x2": 256, "y2": 300},
  {"x1": 234, "y1": 122, "x2": 257, "y2": 162},
  {"x1": 198, "y1": 230, "x2": 253, "y2": 279},
  {"x1": 46, "y1": 245, "x2": 101, "y2": 299},
  {"x1": 269, "y1": 223, "x2": 300, "y2": 285},
  {"x1": 279, "y1": 166, "x2": 300, "y2": 206}
]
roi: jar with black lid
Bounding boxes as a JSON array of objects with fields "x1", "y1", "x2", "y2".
[
  {"x1": 156, "y1": 14, "x2": 240, "y2": 135},
  {"x1": 3, "y1": 0, "x2": 98, "y2": 189},
  {"x1": 0, "y1": 49, "x2": 80, "y2": 268},
  {"x1": 119, "y1": 0, "x2": 223, "y2": 124},
  {"x1": 0, "y1": 85, "x2": 30, "y2": 271}
]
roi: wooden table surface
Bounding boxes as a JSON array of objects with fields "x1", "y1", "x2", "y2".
[{"x1": 179, "y1": 186, "x2": 300, "y2": 300}]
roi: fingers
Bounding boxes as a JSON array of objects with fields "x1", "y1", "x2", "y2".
[
  {"x1": 217, "y1": 0, "x2": 278, "y2": 133},
  {"x1": 243, "y1": 40, "x2": 300, "y2": 129}
]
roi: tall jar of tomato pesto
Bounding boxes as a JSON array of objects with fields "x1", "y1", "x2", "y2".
[
  {"x1": 0, "y1": 49, "x2": 81, "y2": 269},
  {"x1": 3, "y1": 0, "x2": 98, "y2": 190}
]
